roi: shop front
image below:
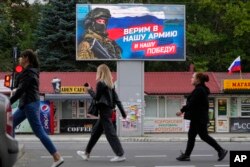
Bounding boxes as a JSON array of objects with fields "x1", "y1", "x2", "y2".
[
  {"x1": 144, "y1": 95, "x2": 216, "y2": 133},
  {"x1": 45, "y1": 87, "x2": 98, "y2": 134},
  {"x1": 216, "y1": 79, "x2": 250, "y2": 133}
]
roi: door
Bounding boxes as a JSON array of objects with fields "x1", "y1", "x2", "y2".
[{"x1": 216, "y1": 98, "x2": 230, "y2": 132}]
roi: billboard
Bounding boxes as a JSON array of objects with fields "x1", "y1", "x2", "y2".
[{"x1": 76, "y1": 4, "x2": 185, "y2": 61}]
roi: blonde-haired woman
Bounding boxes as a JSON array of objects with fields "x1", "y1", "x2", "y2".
[{"x1": 77, "y1": 64, "x2": 127, "y2": 162}]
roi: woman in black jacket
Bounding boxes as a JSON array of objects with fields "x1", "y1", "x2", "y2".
[
  {"x1": 176, "y1": 72, "x2": 227, "y2": 161},
  {"x1": 10, "y1": 49, "x2": 64, "y2": 167},
  {"x1": 77, "y1": 64, "x2": 127, "y2": 162}
]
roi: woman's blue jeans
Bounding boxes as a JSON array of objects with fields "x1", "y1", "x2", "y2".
[{"x1": 13, "y1": 101, "x2": 57, "y2": 155}]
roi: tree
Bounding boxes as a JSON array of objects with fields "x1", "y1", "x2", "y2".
[
  {"x1": 185, "y1": 0, "x2": 250, "y2": 72},
  {"x1": 0, "y1": 0, "x2": 42, "y2": 71},
  {"x1": 0, "y1": 2, "x2": 13, "y2": 71},
  {"x1": 35, "y1": 0, "x2": 77, "y2": 71}
]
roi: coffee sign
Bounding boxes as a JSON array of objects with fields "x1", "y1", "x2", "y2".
[{"x1": 230, "y1": 118, "x2": 250, "y2": 133}]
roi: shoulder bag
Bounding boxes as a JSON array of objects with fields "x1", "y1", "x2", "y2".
[{"x1": 88, "y1": 99, "x2": 98, "y2": 116}]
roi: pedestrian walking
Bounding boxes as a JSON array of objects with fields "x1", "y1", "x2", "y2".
[
  {"x1": 77, "y1": 64, "x2": 127, "y2": 162},
  {"x1": 176, "y1": 72, "x2": 228, "y2": 161},
  {"x1": 10, "y1": 49, "x2": 64, "y2": 167},
  {"x1": 111, "y1": 86, "x2": 127, "y2": 131}
]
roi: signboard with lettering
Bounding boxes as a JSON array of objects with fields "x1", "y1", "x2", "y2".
[
  {"x1": 230, "y1": 117, "x2": 250, "y2": 133},
  {"x1": 60, "y1": 119, "x2": 97, "y2": 133},
  {"x1": 76, "y1": 4, "x2": 185, "y2": 61},
  {"x1": 224, "y1": 80, "x2": 250, "y2": 92},
  {"x1": 60, "y1": 86, "x2": 87, "y2": 94},
  {"x1": 144, "y1": 118, "x2": 184, "y2": 133},
  {"x1": 40, "y1": 101, "x2": 52, "y2": 134}
]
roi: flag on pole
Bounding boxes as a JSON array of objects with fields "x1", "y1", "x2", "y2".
[{"x1": 228, "y1": 56, "x2": 241, "y2": 73}]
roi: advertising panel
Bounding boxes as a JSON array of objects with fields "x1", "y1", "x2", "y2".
[
  {"x1": 60, "y1": 119, "x2": 97, "y2": 133},
  {"x1": 13, "y1": 100, "x2": 53, "y2": 134},
  {"x1": 144, "y1": 118, "x2": 184, "y2": 133},
  {"x1": 76, "y1": 4, "x2": 185, "y2": 61},
  {"x1": 217, "y1": 119, "x2": 228, "y2": 132},
  {"x1": 40, "y1": 101, "x2": 53, "y2": 134},
  {"x1": 121, "y1": 102, "x2": 142, "y2": 132},
  {"x1": 230, "y1": 117, "x2": 250, "y2": 133}
]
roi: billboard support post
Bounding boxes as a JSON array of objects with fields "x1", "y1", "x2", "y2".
[{"x1": 117, "y1": 61, "x2": 144, "y2": 137}]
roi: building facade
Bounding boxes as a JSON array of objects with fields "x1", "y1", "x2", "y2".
[{"x1": 1, "y1": 72, "x2": 250, "y2": 134}]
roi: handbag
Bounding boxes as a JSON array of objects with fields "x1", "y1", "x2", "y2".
[
  {"x1": 111, "y1": 109, "x2": 116, "y2": 122},
  {"x1": 88, "y1": 99, "x2": 98, "y2": 116}
]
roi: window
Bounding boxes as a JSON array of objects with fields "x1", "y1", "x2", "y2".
[
  {"x1": 230, "y1": 97, "x2": 237, "y2": 117},
  {"x1": 145, "y1": 96, "x2": 157, "y2": 117},
  {"x1": 218, "y1": 99, "x2": 227, "y2": 116},
  {"x1": 62, "y1": 100, "x2": 73, "y2": 119},
  {"x1": 166, "y1": 96, "x2": 182, "y2": 117},
  {"x1": 241, "y1": 98, "x2": 250, "y2": 116},
  {"x1": 145, "y1": 95, "x2": 182, "y2": 118},
  {"x1": 78, "y1": 100, "x2": 85, "y2": 118},
  {"x1": 159, "y1": 96, "x2": 165, "y2": 117}
]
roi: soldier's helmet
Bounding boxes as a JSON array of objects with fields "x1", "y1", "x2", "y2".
[{"x1": 84, "y1": 8, "x2": 111, "y2": 29}]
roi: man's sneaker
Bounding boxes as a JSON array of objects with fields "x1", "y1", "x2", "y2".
[
  {"x1": 218, "y1": 149, "x2": 228, "y2": 161},
  {"x1": 51, "y1": 156, "x2": 64, "y2": 167},
  {"x1": 176, "y1": 151, "x2": 190, "y2": 161},
  {"x1": 110, "y1": 156, "x2": 126, "y2": 162},
  {"x1": 77, "y1": 151, "x2": 89, "y2": 161}
]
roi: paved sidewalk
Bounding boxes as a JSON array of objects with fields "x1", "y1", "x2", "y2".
[{"x1": 16, "y1": 133, "x2": 250, "y2": 142}]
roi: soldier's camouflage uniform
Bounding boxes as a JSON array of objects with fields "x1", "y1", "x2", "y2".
[
  {"x1": 77, "y1": 29, "x2": 121, "y2": 59},
  {"x1": 77, "y1": 8, "x2": 122, "y2": 60}
]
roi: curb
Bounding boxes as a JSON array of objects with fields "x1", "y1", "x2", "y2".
[
  {"x1": 18, "y1": 144, "x2": 25, "y2": 159},
  {"x1": 16, "y1": 136, "x2": 250, "y2": 142}
]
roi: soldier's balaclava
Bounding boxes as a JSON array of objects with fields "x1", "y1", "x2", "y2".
[
  {"x1": 84, "y1": 8, "x2": 111, "y2": 36},
  {"x1": 93, "y1": 17, "x2": 108, "y2": 35}
]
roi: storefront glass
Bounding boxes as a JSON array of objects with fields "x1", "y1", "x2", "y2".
[
  {"x1": 230, "y1": 97, "x2": 237, "y2": 117},
  {"x1": 208, "y1": 98, "x2": 215, "y2": 132},
  {"x1": 62, "y1": 100, "x2": 73, "y2": 119},
  {"x1": 218, "y1": 99, "x2": 227, "y2": 116},
  {"x1": 241, "y1": 97, "x2": 250, "y2": 116},
  {"x1": 159, "y1": 97, "x2": 165, "y2": 117},
  {"x1": 145, "y1": 96, "x2": 182, "y2": 118},
  {"x1": 61, "y1": 100, "x2": 88, "y2": 119},
  {"x1": 145, "y1": 96, "x2": 157, "y2": 117},
  {"x1": 216, "y1": 98, "x2": 229, "y2": 132},
  {"x1": 166, "y1": 96, "x2": 182, "y2": 117}
]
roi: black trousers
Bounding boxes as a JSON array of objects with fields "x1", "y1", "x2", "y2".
[
  {"x1": 85, "y1": 105, "x2": 124, "y2": 156},
  {"x1": 185, "y1": 120, "x2": 223, "y2": 156}
]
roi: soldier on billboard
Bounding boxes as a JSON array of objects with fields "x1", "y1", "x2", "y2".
[{"x1": 77, "y1": 8, "x2": 122, "y2": 59}]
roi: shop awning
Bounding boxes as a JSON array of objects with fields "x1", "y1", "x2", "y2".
[{"x1": 45, "y1": 94, "x2": 92, "y2": 100}]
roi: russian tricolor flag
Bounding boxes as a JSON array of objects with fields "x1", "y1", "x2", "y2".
[{"x1": 228, "y1": 56, "x2": 241, "y2": 73}]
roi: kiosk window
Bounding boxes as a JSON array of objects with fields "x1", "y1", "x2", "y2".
[
  {"x1": 159, "y1": 96, "x2": 165, "y2": 117},
  {"x1": 218, "y1": 99, "x2": 227, "y2": 116},
  {"x1": 145, "y1": 96, "x2": 157, "y2": 117},
  {"x1": 241, "y1": 98, "x2": 250, "y2": 116},
  {"x1": 230, "y1": 97, "x2": 237, "y2": 117}
]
